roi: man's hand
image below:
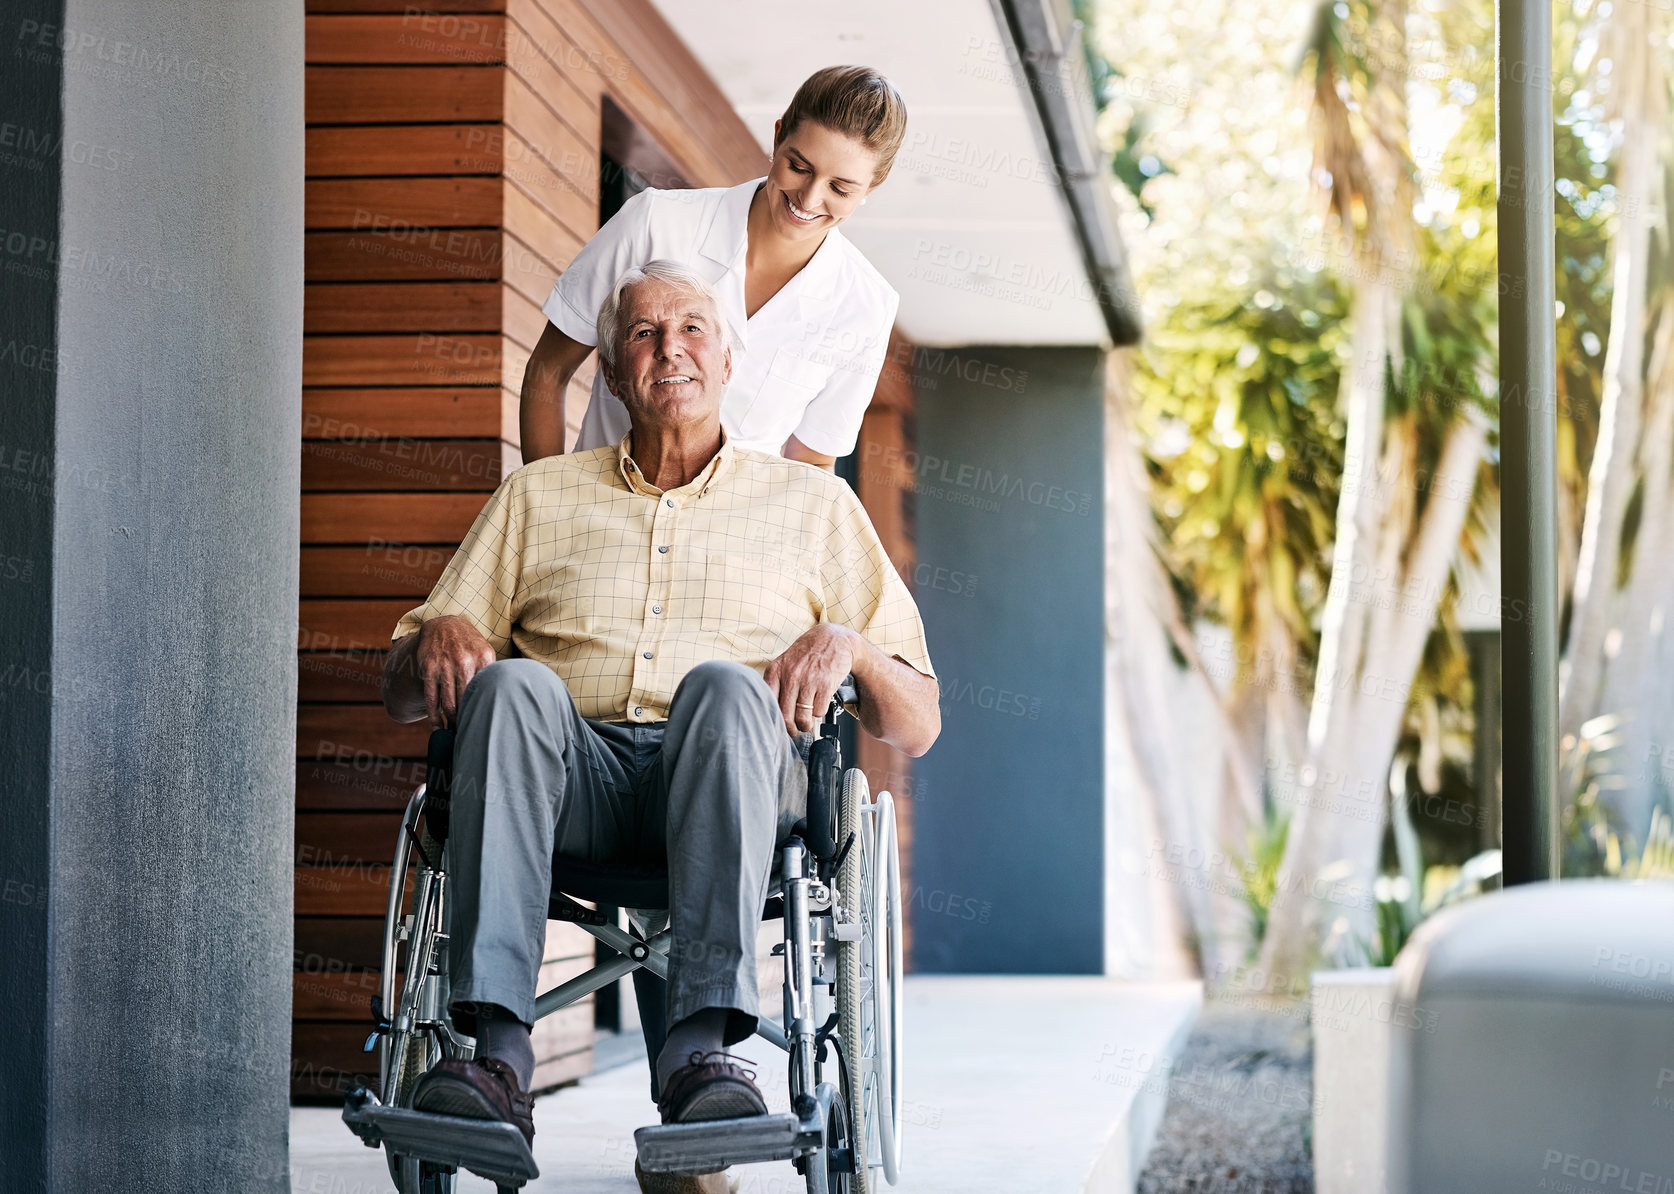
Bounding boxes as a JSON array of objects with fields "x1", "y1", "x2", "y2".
[
  {"x1": 768, "y1": 624, "x2": 942, "y2": 756},
  {"x1": 764, "y1": 623, "x2": 859, "y2": 735},
  {"x1": 383, "y1": 614, "x2": 498, "y2": 728}
]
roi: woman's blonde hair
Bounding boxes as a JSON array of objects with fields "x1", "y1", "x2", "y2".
[{"x1": 777, "y1": 65, "x2": 908, "y2": 187}]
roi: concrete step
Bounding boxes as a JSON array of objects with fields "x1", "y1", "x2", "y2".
[{"x1": 291, "y1": 976, "x2": 1202, "y2": 1194}]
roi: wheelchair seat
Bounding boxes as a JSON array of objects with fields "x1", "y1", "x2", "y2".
[
  {"x1": 548, "y1": 853, "x2": 669, "y2": 909},
  {"x1": 546, "y1": 852, "x2": 785, "y2": 921}
]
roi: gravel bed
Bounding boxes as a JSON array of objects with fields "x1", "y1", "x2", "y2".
[{"x1": 1136, "y1": 999, "x2": 1314, "y2": 1193}]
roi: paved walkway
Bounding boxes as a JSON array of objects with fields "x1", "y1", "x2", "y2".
[{"x1": 292, "y1": 977, "x2": 1201, "y2": 1194}]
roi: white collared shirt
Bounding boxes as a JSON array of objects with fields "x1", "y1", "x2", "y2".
[{"x1": 543, "y1": 177, "x2": 900, "y2": 459}]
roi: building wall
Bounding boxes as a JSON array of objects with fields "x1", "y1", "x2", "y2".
[
  {"x1": 0, "y1": 0, "x2": 64, "y2": 1179},
  {"x1": 293, "y1": 0, "x2": 771, "y2": 1099},
  {"x1": 907, "y1": 346, "x2": 1106, "y2": 973},
  {"x1": 0, "y1": 0, "x2": 303, "y2": 1187}
]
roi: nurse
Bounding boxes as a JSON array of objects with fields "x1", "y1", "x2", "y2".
[{"x1": 520, "y1": 65, "x2": 906, "y2": 469}]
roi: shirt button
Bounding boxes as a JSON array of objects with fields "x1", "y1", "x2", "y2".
[
  {"x1": 652, "y1": 605, "x2": 662, "y2": 614},
  {"x1": 658, "y1": 545, "x2": 669, "y2": 554},
  {"x1": 643, "y1": 651, "x2": 653, "y2": 659},
  {"x1": 634, "y1": 706, "x2": 644, "y2": 717},
  {"x1": 665, "y1": 498, "x2": 674, "y2": 507}
]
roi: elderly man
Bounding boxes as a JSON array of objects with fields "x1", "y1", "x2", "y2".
[{"x1": 380, "y1": 258, "x2": 939, "y2": 1171}]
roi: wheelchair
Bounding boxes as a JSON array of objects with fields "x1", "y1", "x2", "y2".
[{"x1": 343, "y1": 678, "x2": 905, "y2": 1194}]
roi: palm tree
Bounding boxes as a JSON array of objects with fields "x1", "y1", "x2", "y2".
[
  {"x1": 1559, "y1": 0, "x2": 1671, "y2": 842},
  {"x1": 1131, "y1": 264, "x2": 1350, "y2": 956},
  {"x1": 1256, "y1": 0, "x2": 1491, "y2": 975}
]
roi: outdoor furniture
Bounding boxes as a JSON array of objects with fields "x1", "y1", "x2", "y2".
[
  {"x1": 342, "y1": 679, "x2": 905, "y2": 1194},
  {"x1": 1387, "y1": 880, "x2": 1674, "y2": 1194}
]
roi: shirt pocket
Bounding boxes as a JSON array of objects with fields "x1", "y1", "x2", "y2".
[{"x1": 700, "y1": 550, "x2": 821, "y2": 647}]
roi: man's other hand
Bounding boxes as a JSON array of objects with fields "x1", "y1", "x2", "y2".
[
  {"x1": 389, "y1": 614, "x2": 497, "y2": 729},
  {"x1": 764, "y1": 623, "x2": 859, "y2": 735}
]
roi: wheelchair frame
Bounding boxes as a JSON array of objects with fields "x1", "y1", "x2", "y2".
[{"x1": 342, "y1": 683, "x2": 904, "y2": 1194}]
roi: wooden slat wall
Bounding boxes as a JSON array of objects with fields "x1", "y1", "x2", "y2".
[
  {"x1": 297, "y1": 6, "x2": 513, "y2": 1096},
  {"x1": 297, "y1": 0, "x2": 918, "y2": 1099},
  {"x1": 857, "y1": 331, "x2": 920, "y2": 964}
]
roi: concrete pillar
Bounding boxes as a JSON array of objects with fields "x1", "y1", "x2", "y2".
[{"x1": 0, "y1": 1, "x2": 302, "y2": 1189}]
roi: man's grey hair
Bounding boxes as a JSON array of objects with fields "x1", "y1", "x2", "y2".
[{"x1": 594, "y1": 259, "x2": 737, "y2": 371}]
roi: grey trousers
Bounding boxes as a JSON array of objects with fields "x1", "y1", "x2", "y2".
[{"x1": 444, "y1": 657, "x2": 808, "y2": 1063}]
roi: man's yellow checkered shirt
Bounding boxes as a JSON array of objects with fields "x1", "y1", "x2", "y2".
[{"x1": 393, "y1": 434, "x2": 935, "y2": 723}]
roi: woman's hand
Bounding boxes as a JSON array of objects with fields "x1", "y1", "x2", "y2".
[{"x1": 764, "y1": 623, "x2": 859, "y2": 735}]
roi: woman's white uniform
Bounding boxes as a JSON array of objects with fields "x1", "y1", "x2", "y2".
[{"x1": 542, "y1": 176, "x2": 900, "y2": 458}]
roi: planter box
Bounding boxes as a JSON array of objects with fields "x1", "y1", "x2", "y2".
[{"x1": 1312, "y1": 967, "x2": 1396, "y2": 1194}]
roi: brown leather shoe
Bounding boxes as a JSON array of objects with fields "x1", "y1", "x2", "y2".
[
  {"x1": 411, "y1": 1056, "x2": 535, "y2": 1146},
  {"x1": 656, "y1": 1051, "x2": 770, "y2": 1124},
  {"x1": 633, "y1": 1157, "x2": 739, "y2": 1194}
]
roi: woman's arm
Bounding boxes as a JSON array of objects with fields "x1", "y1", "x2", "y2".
[
  {"x1": 520, "y1": 323, "x2": 596, "y2": 462},
  {"x1": 782, "y1": 434, "x2": 837, "y2": 471}
]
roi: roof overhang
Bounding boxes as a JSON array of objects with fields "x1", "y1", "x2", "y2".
[{"x1": 648, "y1": 0, "x2": 1141, "y2": 348}]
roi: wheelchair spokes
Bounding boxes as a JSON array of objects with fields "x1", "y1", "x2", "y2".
[
  {"x1": 830, "y1": 769, "x2": 905, "y2": 1194},
  {"x1": 375, "y1": 784, "x2": 470, "y2": 1193},
  {"x1": 869, "y1": 789, "x2": 904, "y2": 1184}
]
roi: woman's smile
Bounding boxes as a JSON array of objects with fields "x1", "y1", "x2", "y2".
[{"x1": 782, "y1": 191, "x2": 825, "y2": 225}]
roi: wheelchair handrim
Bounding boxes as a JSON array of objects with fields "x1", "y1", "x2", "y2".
[
  {"x1": 379, "y1": 784, "x2": 427, "y2": 1095},
  {"x1": 870, "y1": 790, "x2": 904, "y2": 1183}
]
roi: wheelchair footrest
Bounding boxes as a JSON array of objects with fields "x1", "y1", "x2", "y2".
[
  {"x1": 342, "y1": 1086, "x2": 539, "y2": 1185},
  {"x1": 635, "y1": 1113, "x2": 809, "y2": 1174}
]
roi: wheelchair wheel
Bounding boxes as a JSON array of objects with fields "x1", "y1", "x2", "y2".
[
  {"x1": 805, "y1": 1089, "x2": 854, "y2": 1194},
  {"x1": 838, "y1": 768, "x2": 901, "y2": 1193},
  {"x1": 393, "y1": 1155, "x2": 455, "y2": 1194},
  {"x1": 869, "y1": 788, "x2": 903, "y2": 1185},
  {"x1": 382, "y1": 818, "x2": 460, "y2": 1194}
]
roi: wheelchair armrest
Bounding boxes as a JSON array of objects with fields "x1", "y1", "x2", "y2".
[
  {"x1": 424, "y1": 728, "x2": 455, "y2": 845},
  {"x1": 801, "y1": 735, "x2": 841, "y2": 862}
]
